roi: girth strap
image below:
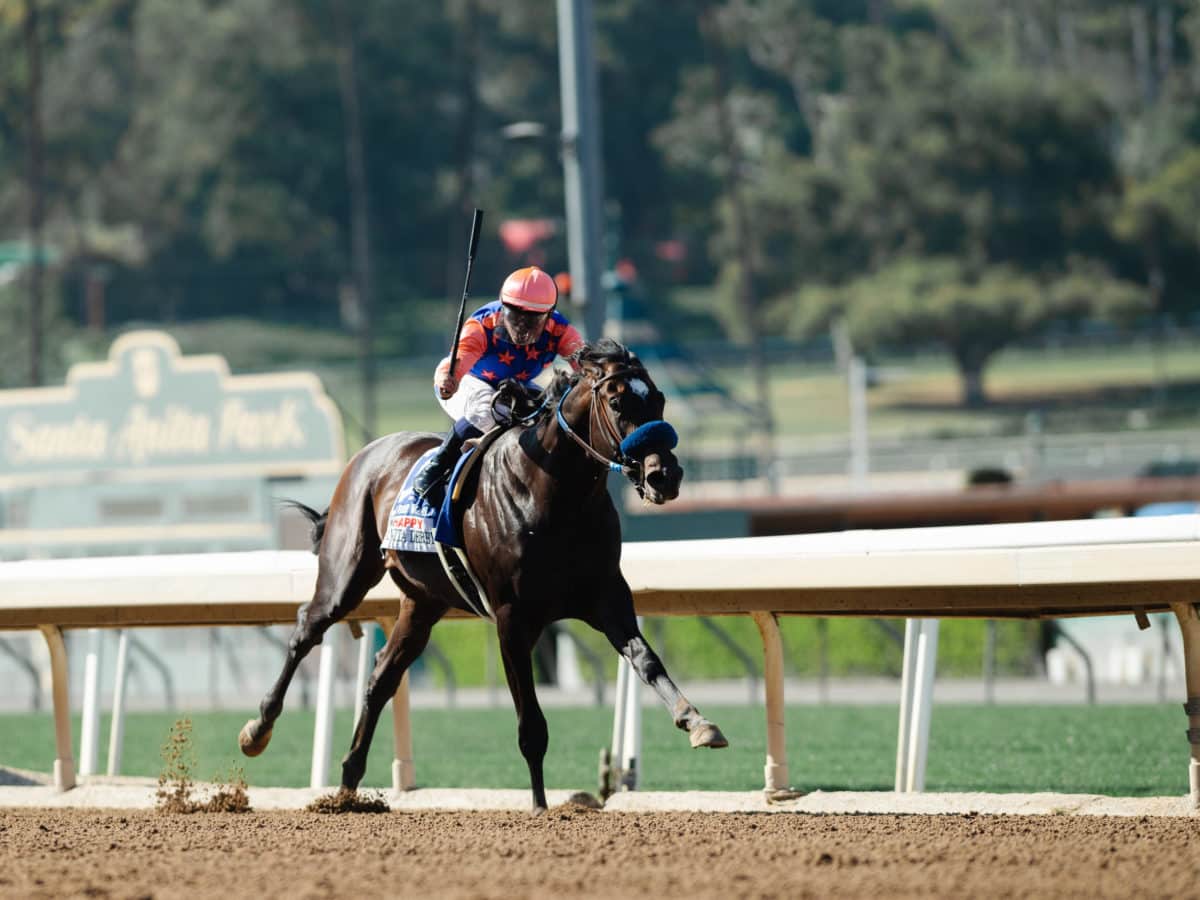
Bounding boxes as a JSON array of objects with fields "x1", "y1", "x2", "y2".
[
  {"x1": 435, "y1": 542, "x2": 495, "y2": 622},
  {"x1": 432, "y1": 424, "x2": 508, "y2": 623}
]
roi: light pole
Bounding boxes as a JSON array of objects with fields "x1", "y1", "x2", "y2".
[
  {"x1": 501, "y1": 2, "x2": 607, "y2": 341},
  {"x1": 555, "y1": 0, "x2": 606, "y2": 341}
]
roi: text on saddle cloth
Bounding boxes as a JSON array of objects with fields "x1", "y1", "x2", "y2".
[
  {"x1": 380, "y1": 446, "x2": 474, "y2": 553},
  {"x1": 380, "y1": 447, "x2": 439, "y2": 553}
]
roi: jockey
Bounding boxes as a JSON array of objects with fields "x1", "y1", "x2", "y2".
[{"x1": 413, "y1": 265, "x2": 585, "y2": 497}]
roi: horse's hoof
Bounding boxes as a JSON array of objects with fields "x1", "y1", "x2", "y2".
[
  {"x1": 689, "y1": 721, "x2": 728, "y2": 749},
  {"x1": 238, "y1": 719, "x2": 273, "y2": 757},
  {"x1": 530, "y1": 804, "x2": 548, "y2": 818}
]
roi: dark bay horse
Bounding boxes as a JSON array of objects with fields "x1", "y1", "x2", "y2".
[{"x1": 239, "y1": 338, "x2": 727, "y2": 811}]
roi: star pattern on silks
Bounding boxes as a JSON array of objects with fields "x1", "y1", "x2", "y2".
[
  {"x1": 497, "y1": 350, "x2": 515, "y2": 365},
  {"x1": 481, "y1": 369, "x2": 497, "y2": 381},
  {"x1": 525, "y1": 346, "x2": 541, "y2": 360},
  {"x1": 547, "y1": 339, "x2": 558, "y2": 354},
  {"x1": 515, "y1": 370, "x2": 532, "y2": 380}
]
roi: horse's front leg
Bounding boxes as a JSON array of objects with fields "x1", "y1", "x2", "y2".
[
  {"x1": 340, "y1": 595, "x2": 444, "y2": 791},
  {"x1": 239, "y1": 518, "x2": 385, "y2": 758},
  {"x1": 592, "y1": 581, "x2": 728, "y2": 750},
  {"x1": 495, "y1": 606, "x2": 550, "y2": 813}
]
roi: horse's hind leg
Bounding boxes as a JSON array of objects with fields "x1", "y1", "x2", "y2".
[
  {"x1": 590, "y1": 579, "x2": 727, "y2": 749},
  {"x1": 496, "y1": 607, "x2": 550, "y2": 813},
  {"x1": 339, "y1": 596, "x2": 443, "y2": 791},
  {"x1": 239, "y1": 515, "x2": 385, "y2": 757}
]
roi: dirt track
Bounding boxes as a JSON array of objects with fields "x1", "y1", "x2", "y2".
[{"x1": 2, "y1": 806, "x2": 1197, "y2": 899}]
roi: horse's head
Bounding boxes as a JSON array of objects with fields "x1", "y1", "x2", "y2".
[{"x1": 566, "y1": 339, "x2": 684, "y2": 505}]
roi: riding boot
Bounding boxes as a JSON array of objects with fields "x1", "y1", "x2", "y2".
[{"x1": 413, "y1": 419, "x2": 481, "y2": 499}]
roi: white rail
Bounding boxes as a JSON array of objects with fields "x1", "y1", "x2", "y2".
[{"x1": 2, "y1": 515, "x2": 1200, "y2": 803}]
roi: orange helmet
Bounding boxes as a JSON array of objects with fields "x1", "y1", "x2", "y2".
[{"x1": 500, "y1": 266, "x2": 558, "y2": 313}]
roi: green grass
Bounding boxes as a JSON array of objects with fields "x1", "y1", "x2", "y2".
[
  {"x1": 426, "y1": 618, "x2": 1039, "y2": 689},
  {"x1": 0, "y1": 704, "x2": 1186, "y2": 797},
  {"x1": 695, "y1": 341, "x2": 1200, "y2": 443}
]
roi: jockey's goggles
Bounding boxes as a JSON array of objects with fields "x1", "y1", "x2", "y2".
[{"x1": 502, "y1": 305, "x2": 550, "y2": 330}]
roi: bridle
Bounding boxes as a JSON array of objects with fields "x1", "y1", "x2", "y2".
[{"x1": 553, "y1": 364, "x2": 677, "y2": 486}]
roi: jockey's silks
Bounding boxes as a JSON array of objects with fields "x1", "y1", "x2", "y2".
[{"x1": 453, "y1": 300, "x2": 585, "y2": 385}]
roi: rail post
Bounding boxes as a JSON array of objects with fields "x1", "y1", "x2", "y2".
[
  {"x1": 751, "y1": 611, "x2": 795, "y2": 797},
  {"x1": 37, "y1": 625, "x2": 75, "y2": 791},
  {"x1": 79, "y1": 628, "x2": 103, "y2": 777},
  {"x1": 895, "y1": 619, "x2": 918, "y2": 790},
  {"x1": 309, "y1": 632, "x2": 338, "y2": 788},
  {"x1": 1171, "y1": 602, "x2": 1200, "y2": 807},
  {"x1": 106, "y1": 631, "x2": 130, "y2": 776},
  {"x1": 897, "y1": 618, "x2": 939, "y2": 792}
]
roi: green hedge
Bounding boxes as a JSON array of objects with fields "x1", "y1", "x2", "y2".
[{"x1": 418, "y1": 617, "x2": 1041, "y2": 689}]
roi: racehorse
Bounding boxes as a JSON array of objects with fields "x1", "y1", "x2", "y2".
[{"x1": 238, "y1": 338, "x2": 727, "y2": 811}]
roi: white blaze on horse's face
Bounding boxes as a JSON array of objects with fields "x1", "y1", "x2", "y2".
[{"x1": 628, "y1": 378, "x2": 650, "y2": 401}]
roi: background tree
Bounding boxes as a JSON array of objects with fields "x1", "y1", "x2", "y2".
[
  {"x1": 797, "y1": 258, "x2": 1149, "y2": 407},
  {"x1": 2, "y1": 0, "x2": 1200, "y2": 400},
  {"x1": 1116, "y1": 149, "x2": 1200, "y2": 321},
  {"x1": 779, "y1": 25, "x2": 1145, "y2": 405}
]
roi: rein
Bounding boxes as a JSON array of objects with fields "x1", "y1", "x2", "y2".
[{"x1": 555, "y1": 400, "x2": 637, "y2": 475}]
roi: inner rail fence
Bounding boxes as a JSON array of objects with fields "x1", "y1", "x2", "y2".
[{"x1": 3, "y1": 515, "x2": 1200, "y2": 804}]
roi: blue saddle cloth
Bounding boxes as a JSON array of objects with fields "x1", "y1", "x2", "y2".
[
  {"x1": 380, "y1": 445, "x2": 472, "y2": 553},
  {"x1": 433, "y1": 449, "x2": 472, "y2": 549}
]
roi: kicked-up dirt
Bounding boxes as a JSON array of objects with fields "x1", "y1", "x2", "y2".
[{"x1": 1, "y1": 806, "x2": 1197, "y2": 899}]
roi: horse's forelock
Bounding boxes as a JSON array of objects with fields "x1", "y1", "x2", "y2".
[
  {"x1": 572, "y1": 337, "x2": 633, "y2": 370},
  {"x1": 569, "y1": 339, "x2": 660, "y2": 396},
  {"x1": 543, "y1": 338, "x2": 661, "y2": 423}
]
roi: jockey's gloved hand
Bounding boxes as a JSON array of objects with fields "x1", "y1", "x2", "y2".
[{"x1": 435, "y1": 370, "x2": 459, "y2": 400}]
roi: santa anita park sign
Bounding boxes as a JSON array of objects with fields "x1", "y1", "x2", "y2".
[{"x1": 0, "y1": 331, "x2": 346, "y2": 558}]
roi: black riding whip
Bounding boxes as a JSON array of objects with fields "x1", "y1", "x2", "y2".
[{"x1": 448, "y1": 208, "x2": 484, "y2": 379}]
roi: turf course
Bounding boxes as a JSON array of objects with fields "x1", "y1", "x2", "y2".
[{"x1": 0, "y1": 704, "x2": 1185, "y2": 797}]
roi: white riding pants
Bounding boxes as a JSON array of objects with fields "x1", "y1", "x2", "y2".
[
  {"x1": 437, "y1": 369, "x2": 498, "y2": 433},
  {"x1": 435, "y1": 358, "x2": 560, "y2": 432}
]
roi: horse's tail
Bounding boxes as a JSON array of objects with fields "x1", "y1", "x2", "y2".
[{"x1": 280, "y1": 500, "x2": 328, "y2": 554}]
